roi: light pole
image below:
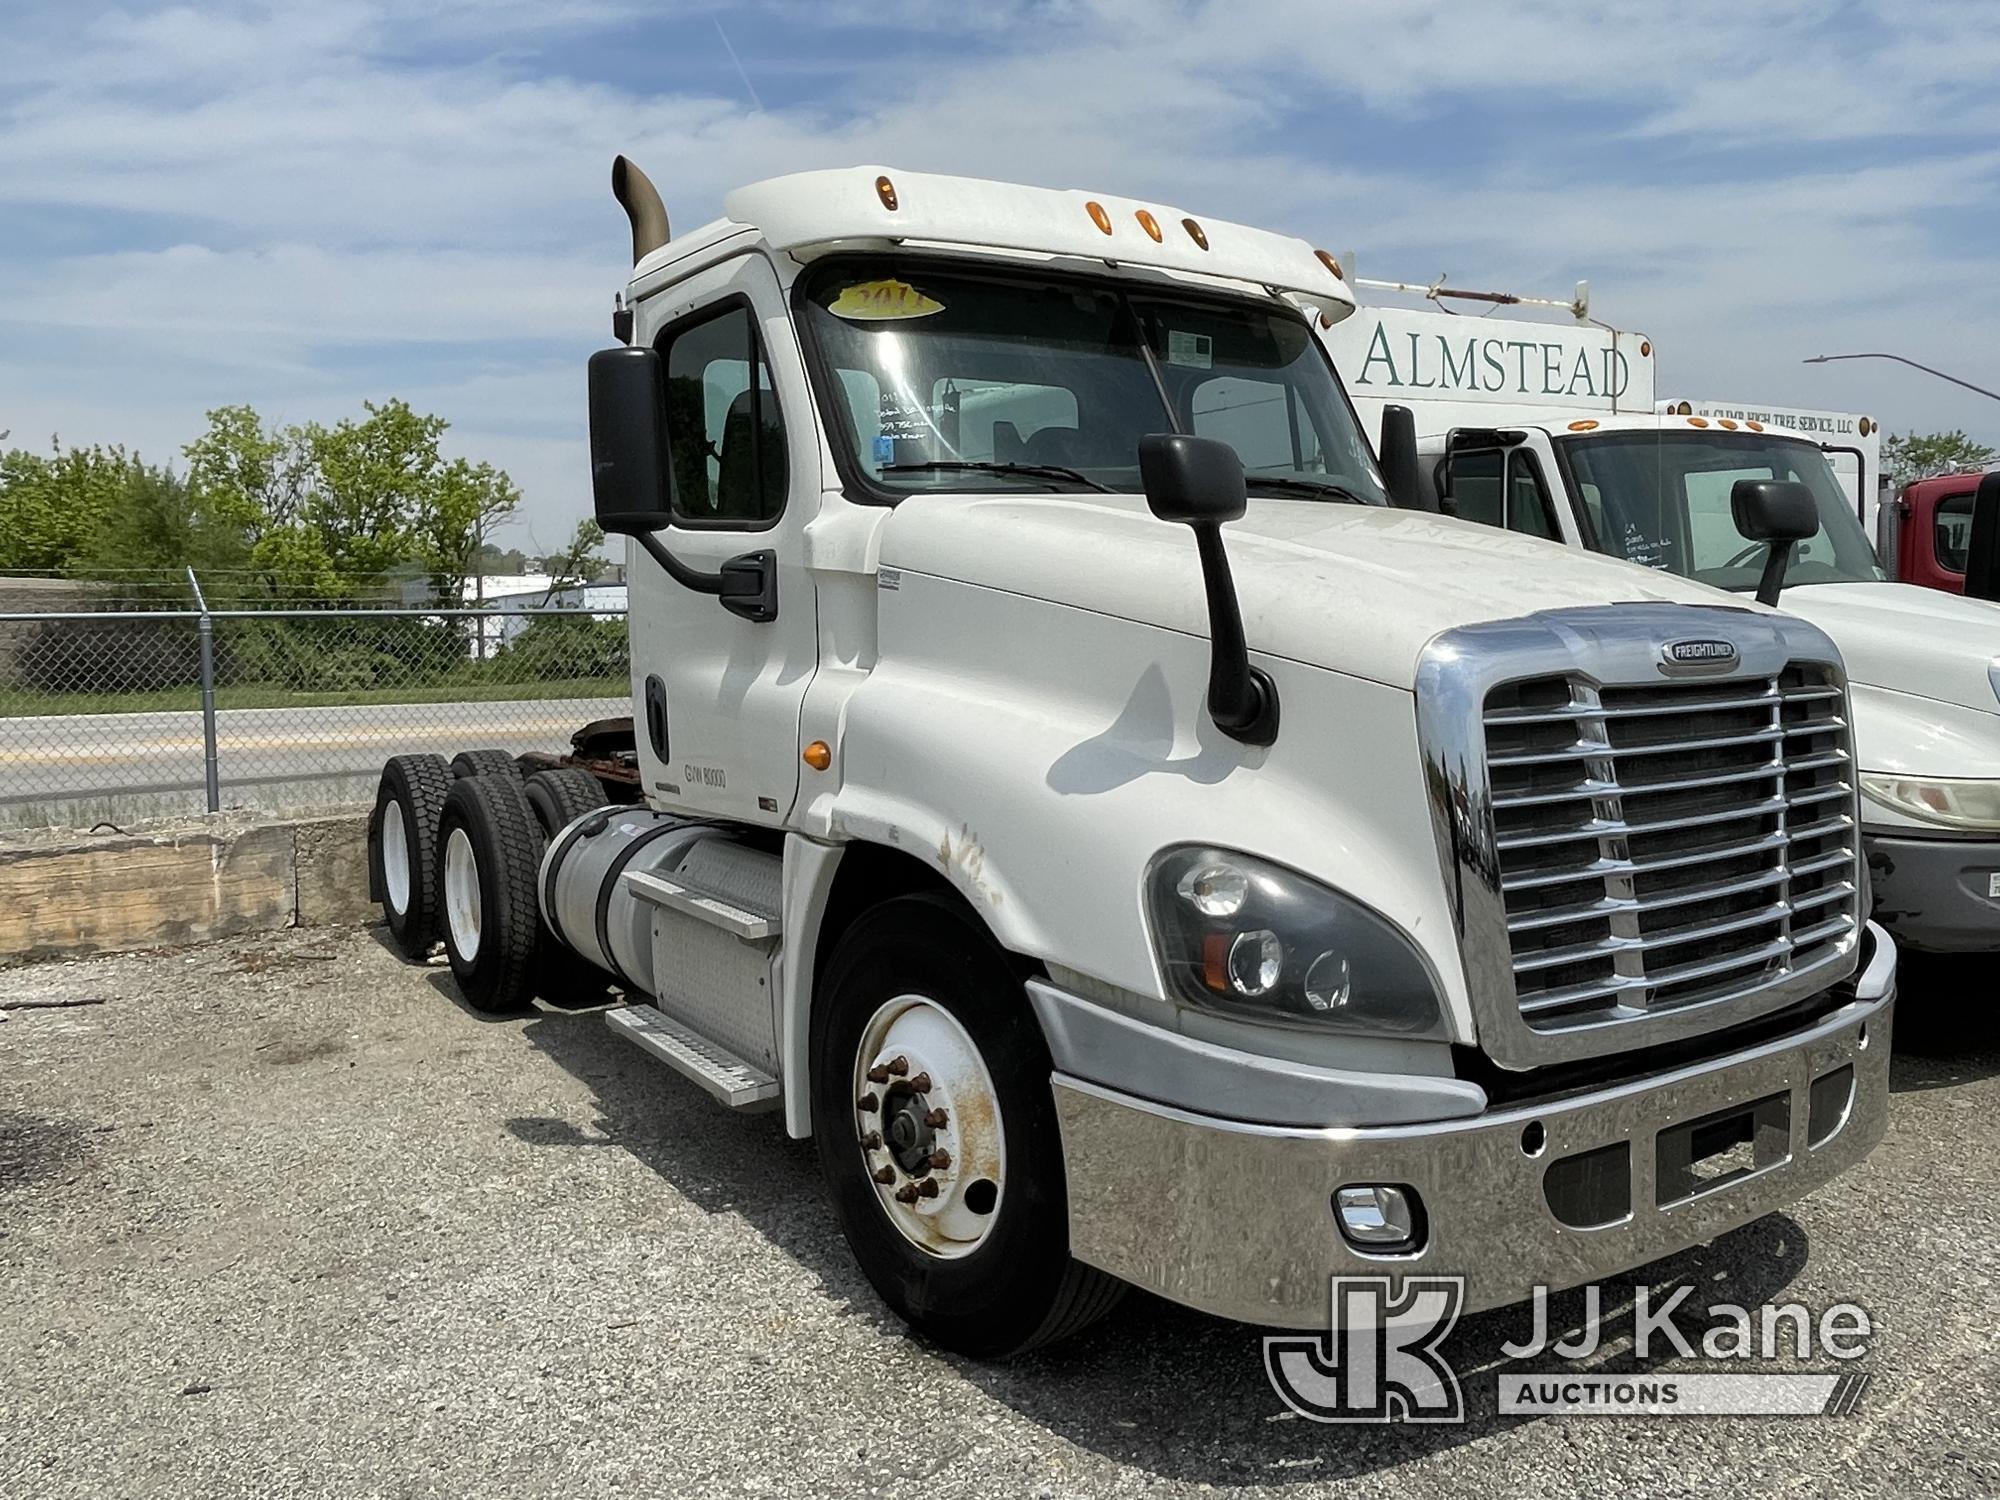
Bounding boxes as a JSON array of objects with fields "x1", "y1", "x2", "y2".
[{"x1": 1803, "y1": 352, "x2": 2000, "y2": 404}]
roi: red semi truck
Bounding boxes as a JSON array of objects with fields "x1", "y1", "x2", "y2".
[{"x1": 1879, "y1": 469, "x2": 2000, "y2": 599}]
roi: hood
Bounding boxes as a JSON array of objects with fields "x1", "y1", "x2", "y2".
[
  {"x1": 1772, "y1": 582, "x2": 2000, "y2": 716},
  {"x1": 879, "y1": 493, "x2": 1761, "y2": 689}
]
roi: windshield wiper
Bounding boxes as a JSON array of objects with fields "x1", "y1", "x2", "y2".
[
  {"x1": 1244, "y1": 475, "x2": 1371, "y2": 504},
  {"x1": 881, "y1": 460, "x2": 1111, "y2": 493}
]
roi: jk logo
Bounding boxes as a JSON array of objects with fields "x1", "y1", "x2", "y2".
[{"x1": 1264, "y1": 1276, "x2": 1466, "y2": 1424}]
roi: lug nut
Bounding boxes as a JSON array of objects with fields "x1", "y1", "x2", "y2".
[
  {"x1": 866, "y1": 1064, "x2": 890, "y2": 1084},
  {"x1": 927, "y1": 1149, "x2": 952, "y2": 1171},
  {"x1": 860, "y1": 1131, "x2": 882, "y2": 1150},
  {"x1": 857, "y1": 1093, "x2": 879, "y2": 1113},
  {"x1": 924, "y1": 1108, "x2": 949, "y2": 1128},
  {"x1": 915, "y1": 1177, "x2": 940, "y2": 1199},
  {"x1": 886, "y1": 1055, "x2": 909, "y2": 1076},
  {"x1": 893, "y1": 1183, "x2": 920, "y2": 1204},
  {"x1": 908, "y1": 1072, "x2": 933, "y2": 1092},
  {"x1": 871, "y1": 1164, "x2": 896, "y2": 1184}
]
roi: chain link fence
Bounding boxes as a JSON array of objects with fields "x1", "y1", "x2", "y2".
[{"x1": 0, "y1": 600, "x2": 631, "y2": 828}]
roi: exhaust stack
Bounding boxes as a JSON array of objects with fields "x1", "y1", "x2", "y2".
[{"x1": 612, "y1": 155, "x2": 669, "y2": 265}]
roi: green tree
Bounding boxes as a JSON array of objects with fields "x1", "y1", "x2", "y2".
[
  {"x1": 416, "y1": 456, "x2": 521, "y2": 604},
  {"x1": 1883, "y1": 429, "x2": 1997, "y2": 489},
  {"x1": 0, "y1": 440, "x2": 137, "y2": 572},
  {"x1": 539, "y1": 518, "x2": 607, "y2": 596}
]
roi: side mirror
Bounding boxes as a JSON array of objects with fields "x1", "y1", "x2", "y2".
[
  {"x1": 1137, "y1": 434, "x2": 1278, "y2": 747},
  {"x1": 1138, "y1": 430, "x2": 1246, "y2": 525},
  {"x1": 585, "y1": 344, "x2": 780, "y2": 622},
  {"x1": 1379, "y1": 404, "x2": 1430, "y2": 511},
  {"x1": 1731, "y1": 478, "x2": 1817, "y2": 607},
  {"x1": 587, "y1": 346, "x2": 672, "y2": 535},
  {"x1": 1966, "y1": 471, "x2": 2000, "y2": 602}
]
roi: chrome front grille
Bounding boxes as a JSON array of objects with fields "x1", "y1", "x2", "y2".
[{"x1": 1483, "y1": 664, "x2": 1860, "y2": 1033}]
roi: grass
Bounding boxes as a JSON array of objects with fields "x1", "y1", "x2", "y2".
[{"x1": 0, "y1": 676, "x2": 627, "y2": 718}]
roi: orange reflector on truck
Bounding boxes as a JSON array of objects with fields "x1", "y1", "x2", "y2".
[
  {"x1": 875, "y1": 175, "x2": 898, "y2": 211},
  {"x1": 1136, "y1": 209, "x2": 1163, "y2": 242},
  {"x1": 1086, "y1": 200, "x2": 1113, "y2": 235},
  {"x1": 1567, "y1": 419, "x2": 1599, "y2": 431},
  {"x1": 803, "y1": 740, "x2": 832, "y2": 771},
  {"x1": 1183, "y1": 217, "x2": 1209, "y2": 250}
]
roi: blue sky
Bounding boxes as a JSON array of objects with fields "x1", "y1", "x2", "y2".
[{"x1": 4, "y1": 0, "x2": 1999, "y2": 544}]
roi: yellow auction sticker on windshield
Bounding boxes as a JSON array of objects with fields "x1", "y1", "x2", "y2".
[{"x1": 827, "y1": 279, "x2": 946, "y2": 321}]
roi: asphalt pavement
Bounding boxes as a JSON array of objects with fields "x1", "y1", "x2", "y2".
[{"x1": 2, "y1": 930, "x2": 1996, "y2": 1499}]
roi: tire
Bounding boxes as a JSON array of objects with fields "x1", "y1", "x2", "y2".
[
  {"x1": 811, "y1": 893, "x2": 1123, "y2": 1357},
  {"x1": 522, "y1": 769, "x2": 618, "y2": 1003},
  {"x1": 450, "y1": 748, "x2": 521, "y2": 782},
  {"x1": 369, "y1": 754, "x2": 452, "y2": 961},
  {"x1": 435, "y1": 774, "x2": 546, "y2": 1014},
  {"x1": 523, "y1": 768, "x2": 609, "y2": 839}
]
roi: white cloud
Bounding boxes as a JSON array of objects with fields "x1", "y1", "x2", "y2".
[{"x1": 3, "y1": 0, "x2": 1998, "y2": 540}]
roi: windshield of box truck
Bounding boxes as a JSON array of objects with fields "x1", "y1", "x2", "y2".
[
  {"x1": 1559, "y1": 431, "x2": 1885, "y2": 589},
  {"x1": 800, "y1": 260, "x2": 1386, "y2": 504}
]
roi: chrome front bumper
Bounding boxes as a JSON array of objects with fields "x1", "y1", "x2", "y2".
[{"x1": 1053, "y1": 943, "x2": 1895, "y2": 1329}]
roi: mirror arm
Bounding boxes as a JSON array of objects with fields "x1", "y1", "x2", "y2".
[
  {"x1": 634, "y1": 530, "x2": 723, "y2": 595},
  {"x1": 1755, "y1": 540, "x2": 1796, "y2": 608},
  {"x1": 1191, "y1": 523, "x2": 1280, "y2": 746}
]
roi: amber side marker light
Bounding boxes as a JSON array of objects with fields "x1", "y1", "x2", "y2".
[
  {"x1": 1136, "y1": 209, "x2": 1163, "y2": 242},
  {"x1": 874, "y1": 176, "x2": 898, "y2": 211},
  {"x1": 1086, "y1": 200, "x2": 1113, "y2": 235},
  {"x1": 1673, "y1": 400, "x2": 1694, "y2": 415},
  {"x1": 1858, "y1": 416, "x2": 1874, "y2": 436},
  {"x1": 1746, "y1": 419, "x2": 1766, "y2": 432},
  {"x1": 1567, "y1": 419, "x2": 1600, "y2": 431},
  {"x1": 1314, "y1": 249, "x2": 1343, "y2": 280},
  {"x1": 803, "y1": 740, "x2": 832, "y2": 771},
  {"x1": 1687, "y1": 416, "x2": 1710, "y2": 428},
  {"x1": 1183, "y1": 217, "x2": 1209, "y2": 250},
  {"x1": 1639, "y1": 340, "x2": 1653, "y2": 357},
  {"x1": 1719, "y1": 418, "x2": 1740, "y2": 430}
]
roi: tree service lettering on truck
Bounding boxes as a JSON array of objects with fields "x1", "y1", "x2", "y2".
[
  {"x1": 1331, "y1": 296, "x2": 2000, "y2": 960},
  {"x1": 368, "y1": 166, "x2": 1895, "y2": 1357}
]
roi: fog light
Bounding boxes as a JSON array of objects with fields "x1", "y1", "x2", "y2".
[{"x1": 1334, "y1": 1184, "x2": 1420, "y2": 1251}]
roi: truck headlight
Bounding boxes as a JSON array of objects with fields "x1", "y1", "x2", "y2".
[
  {"x1": 1144, "y1": 846, "x2": 1447, "y2": 1037},
  {"x1": 1860, "y1": 773, "x2": 2000, "y2": 833}
]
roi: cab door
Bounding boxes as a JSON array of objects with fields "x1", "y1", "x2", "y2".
[{"x1": 625, "y1": 252, "x2": 820, "y2": 825}]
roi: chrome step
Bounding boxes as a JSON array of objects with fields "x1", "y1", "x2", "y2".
[{"x1": 604, "y1": 1004, "x2": 780, "y2": 1111}]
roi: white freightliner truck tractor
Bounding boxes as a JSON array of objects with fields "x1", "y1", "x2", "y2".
[
  {"x1": 365, "y1": 164, "x2": 1895, "y2": 1357},
  {"x1": 1328, "y1": 290, "x2": 2000, "y2": 963}
]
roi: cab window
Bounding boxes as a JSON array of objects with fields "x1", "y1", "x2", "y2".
[
  {"x1": 1444, "y1": 445, "x2": 1561, "y2": 541},
  {"x1": 1937, "y1": 493, "x2": 1974, "y2": 574},
  {"x1": 660, "y1": 303, "x2": 787, "y2": 525}
]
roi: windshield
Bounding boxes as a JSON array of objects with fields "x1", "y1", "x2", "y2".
[
  {"x1": 799, "y1": 259, "x2": 1386, "y2": 503},
  {"x1": 1558, "y1": 431, "x2": 1885, "y2": 589}
]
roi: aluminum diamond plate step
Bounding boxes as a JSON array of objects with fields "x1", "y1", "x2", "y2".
[
  {"x1": 622, "y1": 868, "x2": 780, "y2": 941},
  {"x1": 604, "y1": 1004, "x2": 781, "y2": 1111}
]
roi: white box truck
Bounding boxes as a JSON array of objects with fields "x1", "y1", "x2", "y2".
[
  {"x1": 1329, "y1": 293, "x2": 2000, "y2": 959},
  {"x1": 367, "y1": 167, "x2": 1893, "y2": 1355}
]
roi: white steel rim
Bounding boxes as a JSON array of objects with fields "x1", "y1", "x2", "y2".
[
  {"x1": 854, "y1": 995, "x2": 1006, "y2": 1259},
  {"x1": 443, "y1": 827, "x2": 481, "y2": 960},
  {"x1": 382, "y1": 799, "x2": 411, "y2": 915}
]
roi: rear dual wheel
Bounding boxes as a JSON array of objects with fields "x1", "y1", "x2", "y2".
[
  {"x1": 437, "y1": 775, "x2": 547, "y2": 1013},
  {"x1": 369, "y1": 754, "x2": 452, "y2": 960}
]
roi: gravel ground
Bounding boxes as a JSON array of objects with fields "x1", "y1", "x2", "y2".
[{"x1": 2, "y1": 927, "x2": 1995, "y2": 1499}]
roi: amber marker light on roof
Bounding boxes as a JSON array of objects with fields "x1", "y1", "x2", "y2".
[
  {"x1": 803, "y1": 740, "x2": 832, "y2": 771},
  {"x1": 1135, "y1": 209, "x2": 1163, "y2": 242},
  {"x1": 1688, "y1": 416, "x2": 1710, "y2": 428},
  {"x1": 1640, "y1": 340, "x2": 1652, "y2": 357},
  {"x1": 874, "y1": 175, "x2": 898, "y2": 211},
  {"x1": 1859, "y1": 417, "x2": 1874, "y2": 436},
  {"x1": 1674, "y1": 401, "x2": 1694, "y2": 415},
  {"x1": 1086, "y1": 200, "x2": 1113, "y2": 234},
  {"x1": 1314, "y1": 249, "x2": 1343, "y2": 280},
  {"x1": 1719, "y1": 418, "x2": 1739, "y2": 430},
  {"x1": 1182, "y1": 217, "x2": 1208, "y2": 250},
  {"x1": 1567, "y1": 419, "x2": 1600, "y2": 431},
  {"x1": 1746, "y1": 420, "x2": 1766, "y2": 432}
]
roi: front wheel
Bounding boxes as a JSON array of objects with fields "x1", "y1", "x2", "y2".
[{"x1": 810, "y1": 894, "x2": 1123, "y2": 1357}]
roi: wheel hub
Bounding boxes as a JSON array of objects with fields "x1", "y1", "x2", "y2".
[{"x1": 853, "y1": 996, "x2": 1006, "y2": 1258}]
